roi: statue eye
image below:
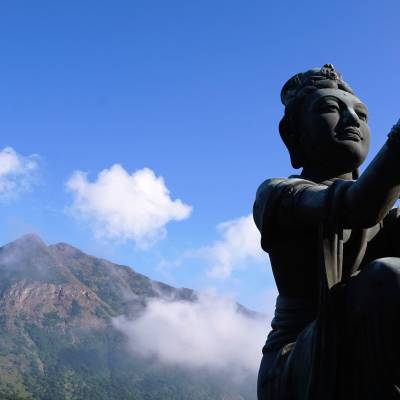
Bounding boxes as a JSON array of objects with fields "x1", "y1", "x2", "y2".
[
  {"x1": 354, "y1": 104, "x2": 368, "y2": 121},
  {"x1": 320, "y1": 104, "x2": 339, "y2": 113},
  {"x1": 356, "y1": 111, "x2": 368, "y2": 121}
]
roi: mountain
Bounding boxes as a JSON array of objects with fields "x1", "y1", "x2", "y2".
[{"x1": 0, "y1": 234, "x2": 257, "y2": 400}]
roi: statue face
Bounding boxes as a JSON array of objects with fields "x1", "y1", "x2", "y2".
[{"x1": 299, "y1": 88, "x2": 370, "y2": 173}]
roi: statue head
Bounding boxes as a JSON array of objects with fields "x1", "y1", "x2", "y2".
[{"x1": 279, "y1": 64, "x2": 370, "y2": 177}]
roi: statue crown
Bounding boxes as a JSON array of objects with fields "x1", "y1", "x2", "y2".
[{"x1": 281, "y1": 64, "x2": 351, "y2": 106}]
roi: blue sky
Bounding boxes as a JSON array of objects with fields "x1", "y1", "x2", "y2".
[{"x1": 0, "y1": 0, "x2": 399, "y2": 312}]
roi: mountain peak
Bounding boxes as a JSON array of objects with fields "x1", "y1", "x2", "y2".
[
  {"x1": 17, "y1": 233, "x2": 46, "y2": 245},
  {"x1": 3, "y1": 233, "x2": 47, "y2": 252},
  {"x1": 0, "y1": 234, "x2": 58, "y2": 280}
]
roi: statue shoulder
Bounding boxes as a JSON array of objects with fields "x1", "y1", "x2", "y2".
[
  {"x1": 255, "y1": 176, "x2": 316, "y2": 200},
  {"x1": 253, "y1": 177, "x2": 317, "y2": 233}
]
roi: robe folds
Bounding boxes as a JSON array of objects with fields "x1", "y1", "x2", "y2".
[{"x1": 254, "y1": 177, "x2": 400, "y2": 400}]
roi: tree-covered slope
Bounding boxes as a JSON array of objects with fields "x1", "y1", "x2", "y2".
[{"x1": 0, "y1": 234, "x2": 256, "y2": 399}]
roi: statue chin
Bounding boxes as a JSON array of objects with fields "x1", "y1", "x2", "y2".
[
  {"x1": 333, "y1": 148, "x2": 367, "y2": 174},
  {"x1": 301, "y1": 149, "x2": 366, "y2": 179}
]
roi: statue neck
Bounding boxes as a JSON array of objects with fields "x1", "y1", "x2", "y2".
[{"x1": 300, "y1": 167, "x2": 354, "y2": 183}]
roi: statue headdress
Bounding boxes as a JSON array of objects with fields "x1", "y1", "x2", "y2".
[{"x1": 280, "y1": 64, "x2": 354, "y2": 107}]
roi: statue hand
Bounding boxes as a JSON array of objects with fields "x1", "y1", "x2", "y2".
[{"x1": 387, "y1": 119, "x2": 400, "y2": 145}]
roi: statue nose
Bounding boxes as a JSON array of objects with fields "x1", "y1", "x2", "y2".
[{"x1": 343, "y1": 109, "x2": 360, "y2": 127}]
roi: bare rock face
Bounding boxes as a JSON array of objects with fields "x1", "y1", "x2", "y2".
[
  {"x1": 0, "y1": 234, "x2": 195, "y2": 315},
  {"x1": 0, "y1": 235, "x2": 257, "y2": 400}
]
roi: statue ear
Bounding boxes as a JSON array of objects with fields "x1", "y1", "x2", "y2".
[{"x1": 279, "y1": 117, "x2": 304, "y2": 169}]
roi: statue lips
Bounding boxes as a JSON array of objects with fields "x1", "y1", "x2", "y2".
[{"x1": 337, "y1": 127, "x2": 362, "y2": 142}]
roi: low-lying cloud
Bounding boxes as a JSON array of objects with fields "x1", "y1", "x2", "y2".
[
  {"x1": 112, "y1": 292, "x2": 269, "y2": 373},
  {"x1": 0, "y1": 147, "x2": 40, "y2": 199},
  {"x1": 197, "y1": 214, "x2": 264, "y2": 278},
  {"x1": 66, "y1": 165, "x2": 192, "y2": 248}
]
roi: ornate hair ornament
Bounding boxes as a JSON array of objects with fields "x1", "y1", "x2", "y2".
[
  {"x1": 320, "y1": 63, "x2": 341, "y2": 80},
  {"x1": 281, "y1": 64, "x2": 354, "y2": 107}
]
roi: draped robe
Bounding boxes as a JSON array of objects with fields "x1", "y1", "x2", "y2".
[{"x1": 254, "y1": 176, "x2": 400, "y2": 400}]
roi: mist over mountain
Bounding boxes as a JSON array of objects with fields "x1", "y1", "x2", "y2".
[{"x1": 0, "y1": 234, "x2": 262, "y2": 399}]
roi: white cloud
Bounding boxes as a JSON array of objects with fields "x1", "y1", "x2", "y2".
[
  {"x1": 197, "y1": 214, "x2": 264, "y2": 278},
  {"x1": 66, "y1": 165, "x2": 192, "y2": 247},
  {"x1": 0, "y1": 147, "x2": 40, "y2": 199},
  {"x1": 112, "y1": 292, "x2": 268, "y2": 373}
]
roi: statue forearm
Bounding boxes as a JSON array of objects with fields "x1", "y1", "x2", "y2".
[{"x1": 345, "y1": 126, "x2": 400, "y2": 228}]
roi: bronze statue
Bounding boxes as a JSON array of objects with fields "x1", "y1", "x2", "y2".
[{"x1": 253, "y1": 64, "x2": 400, "y2": 399}]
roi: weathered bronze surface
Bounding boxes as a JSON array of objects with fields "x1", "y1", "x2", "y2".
[{"x1": 254, "y1": 64, "x2": 400, "y2": 399}]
